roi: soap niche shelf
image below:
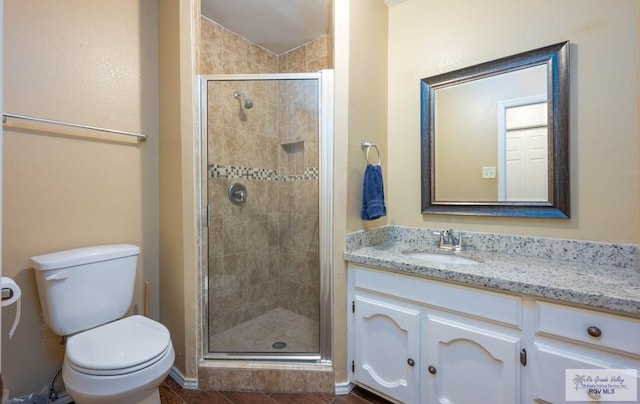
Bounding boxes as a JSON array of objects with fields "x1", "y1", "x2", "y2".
[{"x1": 280, "y1": 140, "x2": 305, "y2": 178}]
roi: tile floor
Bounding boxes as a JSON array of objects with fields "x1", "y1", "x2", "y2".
[{"x1": 160, "y1": 377, "x2": 393, "y2": 403}]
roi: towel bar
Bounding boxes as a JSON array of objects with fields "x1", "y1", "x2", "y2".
[
  {"x1": 360, "y1": 140, "x2": 381, "y2": 165},
  {"x1": 3, "y1": 112, "x2": 147, "y2": 142}
]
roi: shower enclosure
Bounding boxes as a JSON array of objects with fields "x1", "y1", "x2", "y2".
[{"x1": 200, "y1": 71, "x2": 333, "y2": 362}]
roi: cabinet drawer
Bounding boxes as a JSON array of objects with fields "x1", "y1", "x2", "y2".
[
  {"x1": 532, "y1": 340, "x2": 640, "y2": 404},
  {"x1": 535, "y1": 301, "x2": 640, "y2": 356}
]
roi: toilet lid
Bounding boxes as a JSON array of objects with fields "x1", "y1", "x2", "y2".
[{"x1": 66, "y1": 315, "x2": 171, "y2": 375}]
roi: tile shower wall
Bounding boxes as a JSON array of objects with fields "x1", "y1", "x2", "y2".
[
  {"x1": 278, "y1": 36, "x2": 330, "y2": 73},
  {"x1": 200, "y1": 17, "x2": 278, "y2": 74},
  {"x1": 201, "y1": 17, "x2": 329, "y2": 337},
  {"x1": 276, "y1": 80, "x2": 320, "y2": 321},
  {"x1": 206, "y1": 79, "x2": 281, "y2": 335}
]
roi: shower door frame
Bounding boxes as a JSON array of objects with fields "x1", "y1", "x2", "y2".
[{"x1": 198, "y1": 71, "x2": 334, "y2": 363}]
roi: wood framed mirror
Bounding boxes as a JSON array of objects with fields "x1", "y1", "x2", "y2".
[{"x1": 421, "y1": 41, "x2": 570, "y2": 218}]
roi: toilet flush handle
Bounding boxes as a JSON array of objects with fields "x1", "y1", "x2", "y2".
[{"x1": 45, "y1": 271, "x2": 69, "y2": 281}]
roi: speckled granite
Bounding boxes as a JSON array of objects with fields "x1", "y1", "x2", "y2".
[{"x1": 345, "y1": 226, "x2": 640, "y2": 315}]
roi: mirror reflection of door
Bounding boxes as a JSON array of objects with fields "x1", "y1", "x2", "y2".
[{"x1": 498, "y1": 98, "x2": 548, "y2": 201}]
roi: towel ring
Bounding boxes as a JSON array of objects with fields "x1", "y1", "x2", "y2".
[{"x1": 361, "y1": 140, "x2": 381, "y2": 165}]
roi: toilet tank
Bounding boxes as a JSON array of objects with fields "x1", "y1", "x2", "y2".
[{"x1": 31, "y1": 244, "x2": 140, "y2": 336}]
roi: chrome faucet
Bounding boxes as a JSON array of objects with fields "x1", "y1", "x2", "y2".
[{"x1": 436, "y1": 229, "x2": 466, "y2": 251}]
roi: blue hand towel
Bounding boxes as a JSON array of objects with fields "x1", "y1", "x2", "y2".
[{"x1": 361, "y1": 164, "x2": 387, "y2": 221}]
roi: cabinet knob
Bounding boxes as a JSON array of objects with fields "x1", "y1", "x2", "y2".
[
  {"x1": 407, "y1": 358, "x2": 415, "y2": 367},
  {"x1": 428, "y1": 365, "x2": 437, "y2": 375},
  {"x1": 587, "y1": 390, "x2": 602, "y2": 400},
  {"x1": 587, "y1": 326, "x2": 602, "y2": 338}
]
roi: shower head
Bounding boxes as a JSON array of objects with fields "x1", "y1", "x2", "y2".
[{"x1": 233, "y1": 91, "x2": 254, "y2": 109}]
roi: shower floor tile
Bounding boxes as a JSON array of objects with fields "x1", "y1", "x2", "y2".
[{"x1": 210, "y1": 307, "x2": 319, "y2": 353}]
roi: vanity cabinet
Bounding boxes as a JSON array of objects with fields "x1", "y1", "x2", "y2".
[
  {"x1": 348, "y1": 264, "x2": 640, "y2": 404},
  {"x1": 349, "y1": 265, "x2": 523, "y2": 404}
]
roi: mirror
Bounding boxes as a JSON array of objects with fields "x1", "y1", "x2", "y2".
[{"x1": 421, "y1": 41, "x2": 569, "y2": 218}]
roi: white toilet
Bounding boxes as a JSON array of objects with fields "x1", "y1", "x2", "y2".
[{"x1": 31, "y1": 244, "x2": 175, "y2": 404}]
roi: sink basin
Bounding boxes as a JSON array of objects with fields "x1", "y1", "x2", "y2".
[{"x1": 403, "y1": 251, "x2": 480, "y2": 265}]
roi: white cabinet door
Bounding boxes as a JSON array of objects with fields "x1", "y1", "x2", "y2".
[
  {"x1": 353, "y1": 294, "x2": 421, "y2": 404},
  {"x1": 531, "y1": 341, "x2": 640, "y2": 404},
  {"x1": 425, "y1": 315, "x2": 521, "y2": 404}
]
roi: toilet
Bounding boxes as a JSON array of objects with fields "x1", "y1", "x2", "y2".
[{"x1": 31, "y1": 244, "x2": 175, "y2": 404}]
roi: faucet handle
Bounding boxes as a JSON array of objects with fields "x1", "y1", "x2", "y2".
[
  {"x1": 433, "y1": 230, "x2": 447, "y2": 241},
  {"x1": 435, "y1": 229, "x2": 470, "y2": 250},
  {"x1": 457, "y1": 233, "x2": 473, "y2": 248},
  {"x1": 432, "y1": 230, "x2": 446, "y2": 247},
  {"x1": 435, "y1": 229, "x2": 452, "y2": 249}
]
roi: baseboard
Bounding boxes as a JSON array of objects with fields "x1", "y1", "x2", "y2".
[
  {"x1": 334, "y1": 381, "x2": 354, "y2": 395},
  {"x1": 169, "y1": 366, "x2": 198, "y2": 390}
]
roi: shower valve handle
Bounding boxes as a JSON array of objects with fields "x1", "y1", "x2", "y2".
[
  {"x1": 232, "y1": 189, "x2": 245, "y2": 202},
  {"x1": 228, "y1": 183, "x2": 248, "y2": 205}
]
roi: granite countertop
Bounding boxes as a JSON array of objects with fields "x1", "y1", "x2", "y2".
[{"x1": 345, "y1": 241, "x2": 640, "y2": 316}]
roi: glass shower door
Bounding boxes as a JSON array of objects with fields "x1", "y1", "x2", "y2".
[{"x1": 201, "y1": 72, "x2": 332, "y2": 361}]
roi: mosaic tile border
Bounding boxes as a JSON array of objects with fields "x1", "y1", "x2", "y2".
[{"x1": 209, "y1": 165, "x2": 318, "y2": 181}]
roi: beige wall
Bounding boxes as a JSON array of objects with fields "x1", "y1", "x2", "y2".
[
  {"x1": 2, "y1": 0, "x2": 158, "y2": 397},
  {"x1": 332, "y1": 0, "x2": 350, "y2": 386},
  {"x1": 345, "y1": 0, "x2": 389, "y2": 233},
  {"x1": 158, "y1": 0, "x2": 186, "y2": 380},
  {"x1": 387, "y1": 0, "x2": 639, "y2": 244},
  {"x1": 158, "y1": 0, "x2": 200, "y2": 382},
  {"x1": 334, "y1": 0, "x2": 389, "y2": 385}
]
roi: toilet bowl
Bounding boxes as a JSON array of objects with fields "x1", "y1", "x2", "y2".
[
  {"x1": 62, "y1": 315, "x2": 175, "y2": 404},
  {"x1": 31, "y1": 245, "x2": 175, "y2": 404}
]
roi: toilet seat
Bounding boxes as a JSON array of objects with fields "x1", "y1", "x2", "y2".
[{"x1": 65, "y1": 315, "x2": 171, "y2": 376}]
